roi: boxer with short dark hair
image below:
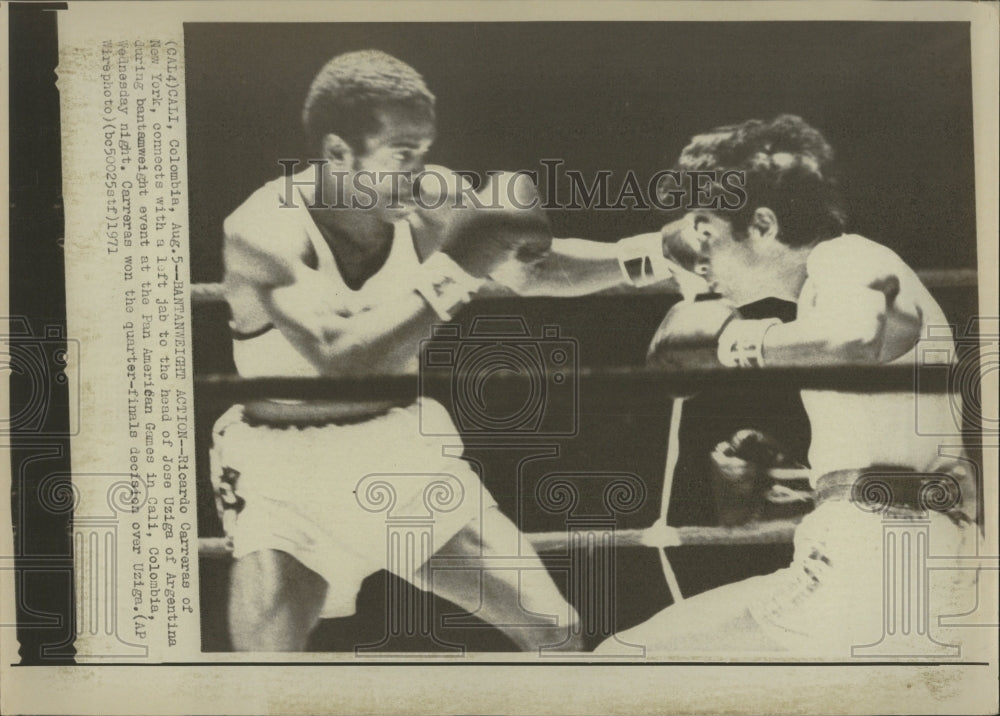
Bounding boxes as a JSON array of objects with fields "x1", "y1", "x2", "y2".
[
  {"x1": 216, "y1": 48, "x2": 721, "y2": 653},
  {"x1": 215, "y1": 50, "x2": 581, "y2": 652},
  {"x1": 301, "y1": 49, "x2": 436, "y2": 156},
  {"x1": 594, "y1": 115, "x2": 977, "y2": 655}
]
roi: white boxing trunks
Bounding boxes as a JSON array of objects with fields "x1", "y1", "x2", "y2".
[
  {"x1": 746, "y1": 468, "x2": 976, "y2": 656},
  {"x1": 210, "y1": 397, "x2": 496, "y2": 619}
]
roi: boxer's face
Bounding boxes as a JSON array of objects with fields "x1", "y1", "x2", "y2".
[
  {"x1": 337, "y1": 106, "x2": 436, "y2": 222},
  {"x1": 684, "y1": 210, "x2": 779, "y2": 304}
]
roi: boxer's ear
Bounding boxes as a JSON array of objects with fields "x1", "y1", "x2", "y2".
[
  {"x1": 749, "y1": 207, "x2": 779, "y2": 242},
  {"x1": 320, "y1": 133, "x2": 353, "y2": 169}
]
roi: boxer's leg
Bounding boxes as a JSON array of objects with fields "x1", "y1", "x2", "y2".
[
  {"x1": 229, "y1": 549, "x2": 327, "y2": 651},
  {"x1": 595, "y1": 574, "x2": 784, "y2": 654},
  {"x1": 423, "y1": 506, "x2": 583, "y2": 652}
]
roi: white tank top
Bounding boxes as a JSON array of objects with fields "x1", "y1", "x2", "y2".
[
  {"x1": 231, "y1": 185, "x2": 423, "y2": 378},
  {"x1": 797, "y1": 236, "x2": 959, "y2": 483},
  {"x1": 227, "y1": 181, "x2": 424, "y2": 419}
]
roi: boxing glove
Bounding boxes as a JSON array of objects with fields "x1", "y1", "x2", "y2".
[
  {"x1": 646, "y1": 299, "x2": 740, "y2": 369},
  {"x1": 709, "y1": 429, "x2": 787, "y2": 526},
  {"x1": 438, "y1": 171, "x2": 553, "y2": 284},
  {"x1": 712, "y1": 429, "x2": 814, "y2": 516},
  {"x1": 716, "y1": 429, "x2": 790, "y2": 467}
]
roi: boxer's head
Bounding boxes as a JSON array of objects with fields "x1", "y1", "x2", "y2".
[
  {"x1": 660, "y1": 115, "x2": 846, "y2": 303},
  {"x1": 303, "y1": 50, "x2": 436, "y2": 220}
]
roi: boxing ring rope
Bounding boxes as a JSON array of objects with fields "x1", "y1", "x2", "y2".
[
  {"x1": 194, "y1": 364, "x2": 958, "y2": 561},
  {"x1": 198, "y1": 520, "x2": 804, "y2": 558},
  {"x1": 194, "y1": 363, "x2": 956, "y2": 400},
  {"x1": 191, "y1": 268, "x2": 975, "y2": 575},
  {"x1": 189, "y1": 267, "x2": 978, "y2": 306}
]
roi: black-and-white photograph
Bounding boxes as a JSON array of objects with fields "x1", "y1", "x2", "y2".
[
  {"x1": 4, "y1": 3, "x2": 998, "y2": 714},
  {"x1": 185, "y1": 22, "x2": 986, "y2": 656}
]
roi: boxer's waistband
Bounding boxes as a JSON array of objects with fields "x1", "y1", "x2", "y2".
[
  {"x1": 814, "y1": 465, "x2": 971, "y2": 521},
  {"x1": 240, "y1": 399, "x2": 407, "y2": 428}
]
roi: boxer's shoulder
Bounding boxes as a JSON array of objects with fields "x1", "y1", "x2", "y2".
[
  {"x1": 810, "y1": 233, "x2": 907, "y2": 264},
  {"x1": 806, "y1": 234, "x2": 911, "y2": 286},
  {"x1": 224, "y1": 178, "x2": 298, "y2": 239},
  {"x1": 223, "y1": 179, "x2": 313, "y2": 281}
]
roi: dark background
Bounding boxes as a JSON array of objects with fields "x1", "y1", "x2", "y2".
[
  {"x1": 185, "y1": 22, "x2": 979, "y2": 653},
  {"x1": 186, "y1": 21, "x2": 976, "y2": 281}
]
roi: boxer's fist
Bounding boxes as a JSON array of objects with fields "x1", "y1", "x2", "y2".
[
  {"x1": 715, "y1": 429, "x2": 789, "y2": 468},
  {"x1": 646, "y1": 299, "x2": 739, "y2": 369},
  {"x1": 439, "y1": 172, "x2": 553, "y2": 285},
  {"x1": 708, "y1": 429, "x2": 786, "y2": 526},
  {"x1": 710, "y1": 429, "x2": 813, "y2": 520}
]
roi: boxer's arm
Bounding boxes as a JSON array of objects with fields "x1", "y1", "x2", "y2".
[
  {"x1": 269, "y1": 276, "x2": 441, "y2": 376},
  {"x1": 224, "y1": 226, "x2": 457, "y2": 377},
  {"x1": 761, "y1": 249, "x2": 923, "y2": 366},
  {"x1": 502, "y1": 238, "x2": 626, "y2": 297},
  {"x1": 505, "y1": 235, "x2": 703, "y2": 298},
  {"x1": 417, "y1": 172, "x2": 704, "y2": 298}
]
